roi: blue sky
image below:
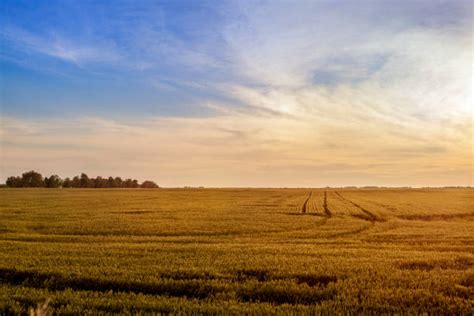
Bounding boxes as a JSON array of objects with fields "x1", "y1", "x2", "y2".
[
  {"x1": 1, "y1": 0, "x2": 232, "y2": 118},
  {"x1": 0, "y1": 0, "x2": 472, "y2": 186}
]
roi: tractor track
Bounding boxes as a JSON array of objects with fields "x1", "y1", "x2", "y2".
[
  {"x1": 299, "y1": 191, "x2": 332, "y2": 218},
  {"x1": 323, "y1": 191, "x2": 332, "y2": 217},
  {"x1": 301, "y1": 192, "x2": 312, "y2": 214},
  {"x1": 328, "y1": 222, "x2": 374, "y2": 238},
  {"x1": 334, "y1": 191, "x2": 381, "y2": 222}
]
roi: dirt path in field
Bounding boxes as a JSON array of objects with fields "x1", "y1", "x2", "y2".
[
  {"x1": 301, "y1": 192, "x2": 312, "y2": 214},
  {"x1": 334, "y1": 191, "x2": 381, "y2": 222}
]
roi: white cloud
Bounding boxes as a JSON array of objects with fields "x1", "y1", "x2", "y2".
[{"x1": 213, "y1": 1, "x2": 472, "y2": 156}]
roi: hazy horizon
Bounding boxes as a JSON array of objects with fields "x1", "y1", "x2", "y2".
[{"x1": 1, "y1": 0, "x2": 472, "y2": 187}]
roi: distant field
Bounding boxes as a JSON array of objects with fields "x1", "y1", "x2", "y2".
[{"x1": 0, "y1": 188, "x2": 473, "y2": 314}]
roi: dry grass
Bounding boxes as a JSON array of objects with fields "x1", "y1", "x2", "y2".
[
  {"x1": 29, "y1": 299, "x2": 50, "y2": 316},
  {"x1": 0, "y1": 188, "x2": 473, "y2": 314}
]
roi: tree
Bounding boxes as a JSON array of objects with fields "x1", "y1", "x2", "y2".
[
  {"x1": 71, "y1": 176, "x2": 81, "y2": 188},
  {"x1": 123, "y1": 178, "x2": 133, "y2": 188},
  {"x1": 45, "y1": 175, "x2": 63, "y2": 188},
  {"x1": 21, "y1": 170, "x2": 44, "y2": 187},
  {"x1": 6, "y1": 176, "x2": 22, "y2": 187},
  {"x1": 80, "y1": 173, "x2": 91, "y2": 188},
  {"x1": 107, "y1": 177, "x2": 116, "y2": 188},
  {"x1": 94, "y1": 176, "x2": 107, "y2": 188},
  {"x1": 114, "y1": 177, "x2": 123, "y2": 188},
  {"x1": 122, "y1": 178, "x2": 139, "y2": 188},
  {"x1": 89, "y1": 178, "x2": 96, "y2": 188},
  {"x1": 62, "y1": 177, "x2": 72, "y2": 188},
  {"x1": 132, "y1": 179, "x2": 139, "y2": 188},
  {"x1": 141, "y1": 180, "x2": 159, "y2": 188}
]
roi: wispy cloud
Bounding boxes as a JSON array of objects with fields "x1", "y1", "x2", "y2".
[
  {"x1": 1, "y1": 26, "x2": 122, "y2": 66},
  {"x1": 1, "y1": 109, "x2": 471, "y2": 187}
]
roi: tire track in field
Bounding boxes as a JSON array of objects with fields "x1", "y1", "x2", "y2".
[
  {"x1": 334, "y1": 191, "x2": 381, "y2": 222},
  {"x1": 328, "y1": 222, "x2": 374, "y2": 238},
  {"x1": 323, "y1": 191, "x2": 332, "y2": 217},
  {"x1": 322, "y1": 191, "x2": 374, "y2": 238},
  {"x1": 301, "y1": 192, "x2": 312, "y2": 214}
]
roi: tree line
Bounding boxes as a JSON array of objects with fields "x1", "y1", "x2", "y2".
[{"x1": 5, "y1": 171, "x2": 159, "y2": 188}]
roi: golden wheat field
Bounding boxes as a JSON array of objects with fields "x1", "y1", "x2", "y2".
[{"x1": 0, "y1": 188, "x2": 473, "y2": 314}]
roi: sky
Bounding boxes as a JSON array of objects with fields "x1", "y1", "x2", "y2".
[{"x1": 0, "y1": 0, "x2": 472, "y2": 187}]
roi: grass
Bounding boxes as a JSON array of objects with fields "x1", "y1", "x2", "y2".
[{"x1": 0, "y1": 188, "x2": 473, "y2": 314}]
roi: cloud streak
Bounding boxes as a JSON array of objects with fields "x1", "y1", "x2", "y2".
[
  {"x1": 1, "y1": 108, "x2": 471, "y2": 187},
  {"x1": 0, "y1": 26, "x2": 122, "y2": 66}
]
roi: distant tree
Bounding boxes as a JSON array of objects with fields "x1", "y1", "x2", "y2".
[
  {"x1": 94, "y1": 176, "x2": 108, "y2": 188},
  {"x1": 71, "y1": 176, "x2": 81, "y2": 188},
  {"x1": 80, "y1": 173, "x2": 91, "y2": 188},
  {"x1": 89, "y1": 178, "x2": 96, "y2": 188},
  {"x1": 4, "y1": 171, "x2": 161, "y2": 189},
  {"x1": 6, "y1": 176, "x2": 22, "y2": 187},
  {"x1": 62, "y1": 177, "x2": 72, "y2": 188},
  {"x1": 107, "y1": 176, "x2": 116, "y2": 188},
  {"x1": 44, "y1": 175, "x2": 63, "y2": 188},
  {"x1": 114, "y1": 177, "x2": 123, "y2": 188},
  {"x1": 123, "y1": 178, "x2": 133, "y2": 188},
  {"x1": 141, "y1": 181, "x2": 159, "y2": 188},
  {"x1": 120, "y1": 178, "x2": 138, "y2": 188},
  {"x1": 21, "y1": 170, "x2": 44, "y2": 187}
]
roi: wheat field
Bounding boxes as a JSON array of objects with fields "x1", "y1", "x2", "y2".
[{"x1": 0, "y1": 188, "x2": 473, "y2": 314}]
